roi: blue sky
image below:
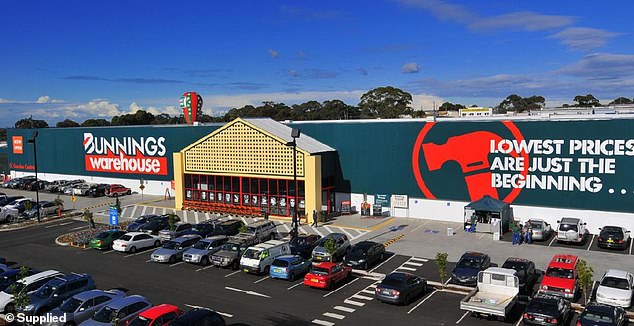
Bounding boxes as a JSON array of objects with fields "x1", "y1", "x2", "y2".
[{"x1": 1, "y1": 0, "x2": 633, "y2": 127}]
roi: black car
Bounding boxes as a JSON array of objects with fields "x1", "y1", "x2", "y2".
[
  {"x1": 502, "y1": 257, "x2": 539, "y2": 294},
  {"x1": 183, "y1": 220, "x2": 243, "y2": 238},
  {"x1": 451, "y1": 251, "x2": 491, "y2": 286},
  {"x1": 26, "y1": 180, "x2": 49, "y2": 191},
  {"x1": 138, "y1": 216, "x2": 170, "y2": 235},
  {"x1": 577, "y1": 303, "x2": 627, "y2": 326},
  {"x1": 344, "y1": 240, "x2": 386, "y2": 270},
  {"x1": 375, "y1": 272, "x2": 427, "y2": 305},
  {"x1": 87, "y1": 183, "x2": 110, "y2": 197},
  {"x1": 0, "y1": 196, "x2": 24, "y2": 207},
  {"x1": 290, "y1": 234, "x2": 321, "y2": 259},
  {"x1": 522, "y1": 293, "x2": 571, "y2": 326},
  {"x1": 170, "y1": 308, "x2": 225, "y2": 326},
  {"x1": 598, "y1": 226, "x2": 630, "y2": 250},
  {"x1": 127, "y1": 215, "x2": 162, "y2": 232}
]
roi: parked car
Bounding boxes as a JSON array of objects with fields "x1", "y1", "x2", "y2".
[
  {"x1": 527, "y1": 219, "x2": 553, "y2": 241},
  {"x1": 344, "y1": 240, "x2": 386, "y2": 270},
  {"x1": 169, "y1": 308, "x2": 225, "y2": 326},
  {"x1": 27, "y1": 180, "x2": 50, "y2": 191},
  {"x1": 20, "y1": 273, "x2": 96, "y2": 316},
  {"x1": 0, "y1": 195, "x2": 24, "y2": 207},
  {"x1": 4, "y1": 198, "x2": 37, "y2": 214},
  {"x1": 577, "y1": 303, "x2": 627, "y2": 326},
  {"x1": 451, "y1": 251, "x2": 492, "y2": 287},
  {"x1": 240, "y1": 240, "x2": 291, "y2": 274},
  {"x1": 244, "y1": 220, "x2": 277, "y2": 242},
  {"x1": 112, "y1": 232, "x2": 161, "y2": 253},
  {"x1": 45, "y1": 180, "x2": 68, "y2": 192},
  {"x1": 211, "y1": 239, "x2": 255, "y2": 270},
  {"x1": 521, "y1": 293, "x2": 571, "y2": 326},
  {"x1": 0, "y1": 270, "x2": 63, "y2": 313},
  {"x1": 22, "y1": 201, "x2": 62, "y2": 219},
  {"x1": 539, "y1": 254, "x2": 579, "y2": 300},
  {"x1": 555, "y1": 217, "x2": 588, "y2": 244},
  {"x1": 2, "y1": 178, "x2": 25, "y2": 189},
  {"x1": 270, "y1": 255, "x2": 311, "y2": 281},
  {"x1": 127, "y1": 215, "x2": 162, "y2": 232},
  {"x1": 289, "y1": 234, "x2": 321, "y2": 259},
  {"x1": 72, "y1": 183, "x2": 93, "y2": 196},
  {"x1": 20, "y1": 178, "x2": 40, "y2": 190},
  {"x1": 107, "y1": 184, "x2": 132, "y2": 197},
  {"x1": 0, "y1": 205, "x2": 19, "y2": 223},
  {"x1": 182, "y1": 220, "x2": 243, "y2": 238},
  {"x1": 375, "y1": 272, "x2": 427, "y2": 305},
  {"x1": 87, "y1": 184, "x2": 110, "y2": 197},
  {"x1": 598, "y1": 226, "x2": 631, "y2": 250},
  {"x1": 159, "y1": 222, "x2": 193, "y2": 242},
  {"x1": 183, "y1": 235, "x2": 228, "y2": 266},
  {"x1": 460, "y1": 267, "x2": 519, "y2": 321},
  {"x1": 60, "y1": 180, "x2": 86, "y2": 194},
  {"x1": 303, "y1": 262, "x2": 352, "y2": 290},
  {"x1": 139, "y1": 216, "x2": 170, "y2": 235},
  {"x1": 596, "y1": 269, "x2": 634, "y2": 308},
  {"x1": 502, "y1": 257, "x2": 539, "y2": 294},
  {"x1": 45, "y1": 289, "x2": 126, "y2": 326},
  {"x1": 312, "y1": 233, "x2": 351, "y2": 263},
  {"x1": 89, "y1": 230, "x2": 127, "y2": 250},
  {"x1": 128, "y1": 304, "x2": 182, "y2": 326},
  {"x1": 80, "y1": 295, "x2": 152, "y2": 326},
  {"x1": 0, "y1": 267, "x2": 39, "y2": 292},
  {"x1": 151, "y1": 235, "x2": 202, "y2": 263}
]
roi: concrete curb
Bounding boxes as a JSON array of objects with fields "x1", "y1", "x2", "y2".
[{"x1": 55, "y1": 234, "x2": 70, "y2": 247}]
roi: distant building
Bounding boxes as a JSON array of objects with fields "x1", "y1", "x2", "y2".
[{"x1": 459, "y1": 107, "x2": 492, "y2": 117}]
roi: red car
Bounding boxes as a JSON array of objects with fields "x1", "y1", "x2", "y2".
[
  {"x1": 304, "y1": 262, "x2": 352, "y2": 290},
  {"x1": 128, "y1": 304, "x2": 182, "y2": 326},
  {"x1": 540, "y1": 254, "x2": 579, "y2": 299},
  {"x1": 107, "y1": 184, "x2": 131, "y2": 197}
]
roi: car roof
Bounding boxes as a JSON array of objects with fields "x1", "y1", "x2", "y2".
[
  {"x1": 19, "y1": 270, "x2": 62, "y2": 284},
  {"x1": 205, "y1": 235, "x2": 228, "y2": 241},
  {"x1": 527, "y1": 219, "x2": 545, "y2": 223},
  {"x1": 604, "y1": 269, "x2": 631, "y2": 279},
  {"x1": 585, "y1": 302, "x2": 619, "y2": 315},
  {"x1": 461, "y1": 251, "x2": 487, "y2": 259},
  {"x1": 176, "y1": 308, "x2": 220, "y2": 322},
  {"x1": 107, "y1": 295, "x2": 148, "y2": 308},
  {"x1": 275, "y1": 255, "x2": 302, "y2": 261},
  {"x1": 123, "y1": 232, "x2": 149, "y2": 237},
  {"x1": 248, "y1": 220, "x2": 274, "y2": 227},
  {"x1": 504, "y1": 257, "x2": 531, "y2": 264},
  {"x1": 384, "y1": 272, "x2": 416, "y2": 282},
  {"x1": 484, "y1": 267, "x2": 517, "y2": 276},
  {"x1": 352, "y1": 241, "x2": 379, "y2": 249},
  {"x1": 549, "y1": 254, "x2": 578, "y2": 268},
  {"x1": 138, "y1": 304, "x2": 179, "y2": 319},
  {"x1": 560, "y1": 217, "x2": 581, "y2": 224},
  {"x1": 248, "y1": 240, "x2": 287, "y2": 250},
  {"x1": 314, "y1": 262, "x2": 337, "y2": 268},
  {"x1": 171, "y1": 235, "x2": 201, "y2": 243},
  {"x1": 73, "y1": 289, "x2": 112, "y2": 301}
]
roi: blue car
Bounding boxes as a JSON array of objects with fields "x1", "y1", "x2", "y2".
[
  {"x1": 80, "y1": 295, "x2": 152, "y2": 326},
  {"x1": 450, "y1": 251, "x2": 491, "y2": 287},
  {"x1": 269, "y1": 255, "x2": 311, "y2": 281},
  {"x1": 126, "y1": 215, "x2": 161, "y2": 232}
]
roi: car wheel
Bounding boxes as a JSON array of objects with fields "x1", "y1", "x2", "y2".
[
  {"x1": 263, "y1": 266, "x2": 270, "y2": 275},
  {"x1": 200, "y1": 256, "x2": 209, "y2": 266},
  {"x1": 169, "y1": 256, "x2": 176, "y2": 264},
  {"x1": 127, "y1": 190, "x2": 131, "y2": 195},
  {"x1": 289, "y1": 271, "x2": 295, "y2": 282},
  {"x1": 129, "y1": 246, "x2": 137, "y2": 253},
  {"x1": 231, "y1": 260, "x2": 239, "y2": 270},
  {"x1": 363, "y1": 262, "x2": 369, "y2": 270},
  {"x1": 154, "y1": 240, "x2": 161, "y2": 247},
  {"x1": 380, "y1": 253, "x2": 385, "y2": 261},
  {"x1": 403, "y1": 294, "x2": 411, "y2": 306}
]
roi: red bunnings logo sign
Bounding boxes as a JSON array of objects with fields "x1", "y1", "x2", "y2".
[{"x1": 83, "y1": 133, "x2": 168, "y2": 175}]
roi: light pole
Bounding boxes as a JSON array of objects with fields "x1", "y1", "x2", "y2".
[
  {"x1": 27, "y1": 131, "x2": 40, "y2": 223},
  {"x1": 288, "y1": 128, "x2": 301, "y2": 239}
]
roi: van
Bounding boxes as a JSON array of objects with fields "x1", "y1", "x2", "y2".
[
  {"x1": 240, "y1": 240, "x2": 291, "y2": 274},
  {"x1": 246, "y1": 220, "x2": 277, "y2": 243},
  {"x1": 0, "y1": 270, "x2": 63, "y2": 313}
]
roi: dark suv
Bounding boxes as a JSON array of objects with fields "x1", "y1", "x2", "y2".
[
  {"x1": 87, "y1": 184, "x2": 110, "y2": 197},
  {"x1": 502, "y1": 257, "x2": 539, "y2": 294},
  {"x1": 138, "y1": 216, "x2": 170, "y2": 235},
  {"x1": 451, "y1": 251, "x2": 491, "y2": 286},
  {"x1": 183, "y1": 220, "x2": 243, "y2": 238},
  {"x1": 21, "y1": 273, "x2": 96, "y2": 316}
]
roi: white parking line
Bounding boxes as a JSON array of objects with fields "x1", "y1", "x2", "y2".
[
  {"x1": 630, "y1": 239, "x2": 633, "y2": 255},
  {"x1": 323, "y1": 226, "x2": 334, "y2": 234},
  {"x1": 396, "y1": 266, "x2": 417, "y2": 271},
  {"x1": 333, "y1": 306, "x2": 355, "y2": 313},
  {"x1": 312, "y1": 319, "x2": 335, "y2": 326},
  {"x1": 224, "y1": 270, "x2": 241, "y2": 278},
  {"x1": 146, "y1": 259, "x2": 152, "y2": 263},
  {"x1": 351, "y1": 294, "x2": 373, "y2": 301},
  {"x1": 323, "y1": 312, "x2": 345, "y2": 320},
  {"x1": 196, "y1": 265, "x2": 215, "y2": 272},
  {"x1": 313, "y1": 227, "x2": 324, "y2": 237},
  {"x1": 162, "y1": 208, "x2": 166, "y2": 215},
  {"x1": 130, "y1": 205, "x2": 138, "y2": 219},
  {"x1": 324, "y1": 278, "x2": 359, "y2": 297},
  {"x1": 340, "y1": 228, "x2": 354, "y2": 239},
  {"x1": 69, "y1": 225, "x2": 87, "y2": 231},
  {"x1": 152, "y1": 207, "x2": 157, "y2": 215},
  {"x1": 254, "y1": 276, "x2": 270, "y2": 284},
  {"x1": 548, "y1": 236, "x2": 557, "y2": 247},
  {"x1": 205, "y1": 212, "x2": 210, "y2": 220},
  {"x1": 183, "y1": 210, "x2": 188, "y2": 223},
  {"x1": 102, "y1": 250, "x2": 115, "y2": 255},
  {"x1": 407, "y1": 289, "x2": 437, "y2": 314},
  {"x1": 141, "y1": 206, "x2": 148, "y2": 216},
  {"x1": 281, "y1": 223, "x2": 291, "y2": 232},
  {"x1": 195, "y1": 212, "x2": 200, "y2": 224},
  {"x1": 409, "y1": 257, "x2": 428, "y2": 263},
  {"x1": 343, "y1": 299, "x2": 365, "y2": 307},
  {"x1": 184, "y1": 304, "x2": 233, "y2": 318},
  {"x1": 514, "y1": 317, "x2": 523, "y2": 326},
  {"x1": 224, "y1": 286, "x2": 271, "y2": 298},
  {"x1": 170, "y1": 262, "x2": 184, "y2": 267},
  {"x1": 60, "y1": 221, "x2": 74, "y2": 226},
  {"x1": 367, "y1": 284, "x2": 377, "y2": 289},
  {"x1": 403, "y1": 261, "x2": 423, "y2": 267},
  {"x1": 587, "y1": 235, "x2": 595, "y2": 251},
  {"x1": 287, "y1": 281, "x2": 303, "y2": 290},
  {"x1": 455, "y1": 311, "x2": 469, "y2": 324},
  {"x1": 241, "y1": 217, "x2": 247, "y2": 224},
  {"x1": 369, "y1": 254, "x2": 397, "y2": 273},
  {"x1": 360, "y1": 289, "x2": 375, "y2": 295}
]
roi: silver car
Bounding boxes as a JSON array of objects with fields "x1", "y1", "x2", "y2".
[
  {"x1": 158, "y1": 222, "x2": 193, "y2": 242},
  {"x1": 45, "y1": 289, "x2": 125, "y2": 326},
  {"x1": 151, "y1": 235, "x2": 201, "y2": 263},
  {"x1": 527, "y1": 219, "x2": 552, "y2": 241},
  {"x1": 183, "y1": 235, "x2": 229, "y2": 265}
]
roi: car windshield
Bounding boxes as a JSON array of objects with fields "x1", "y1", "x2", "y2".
[
  {"x1": 601, "y1": 277, "x2": 630, "y2": 290},
  {"x1": 502, "y1": 262, "x2": 527, "y2": 278},
  {"x1": 120, "y1": 235, "x2": 132, "y2": 241},
  {"x1": 559, "y1": 224, "x2": 578, "y2": 232},
  {"x1": 243, "y1": 249, "x2": 261, "y2": 259},
  {"x1": 5, "y1": 282, "x2": 25, "y2": 294},
  {"x1": 529, "y1": 222, "x2": 543, "y2": 230},
  {"x1": 581, "y1": 311, "x2": 613, "y2": 323},
  {"x1": 290, "y1": 238, "x2": 306, "y2": 246},
  {"x1": 95, "y1": 232, "x2": 109, "y2": 240},
  {"x1": 273, "y1": 259, "x2": 289, "y2": 267},
  {"x1": 546, "y1": 267, "x2": 574, "y2": 279},
  {"x1": 221, "y1": 243, "x2": 240, "y2": 251},
  {"x1": 528, "y1": 298, "x2": 559, "y2": 314},
  {"x1": 457, "y1": 257, "x2": 483, "y2": 269},
  {"x1": 193, "y1": 241, "x2": 211, "y2": 250},
  {"x1": 311, "y1": 267, "x2": 329, "y2": 276},
  {"x1": 59, "y1": 297, "x2": 82, "y2": 312},
  {"x1": 350, "y1": 247, "x2": 367, "y2": 255},
  {"x1": 93, "y1": 306, "x2": 117, "y2": 323},
  {"x1": 128, "y1": 315, "x2": 152, "y2": 326},
  {"x1": 162, "y1": 241, "x2": 178, "y2": 250},
  {"x1": 35, "y1": 283, "x2": 57, "y2": 298}
]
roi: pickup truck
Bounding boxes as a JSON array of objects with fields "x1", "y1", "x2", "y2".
[
  {"x1": 460, "y1": 267, "x2": 519, "y2": 321},
  {"x1": 210, "y1": 233, "x2": 259, "y2": 269}
]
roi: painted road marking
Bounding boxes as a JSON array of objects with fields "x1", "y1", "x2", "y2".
[
  {"x1": 123, "y1": 248, "x2": 153, "y2": 257},
  {"x1": 361, "y1": 289, "x2": 375, "y2": 295},
  {"x1": 323, "y1": 312, "x2": 345, "y2": 320},
  {"x1": 205, "y1": 212, "x2": 210, "y2": 220},
  {"x1": 407, "y1": 289, "x2": 437, "y2": 314},
  {"x1": 630, "y1": 239, "x2": 633, "y2": 255},
  {"x1": 409, "y1": 257, "x2": 429, "y2": 263},
  {"x1": 324, "y1": 278, "x2": 359, "y2": 297},
  {"x1": 170, "y1": 261, "x2": 184, "y2": 267},
  {"x1": 514, "y1": 317, "x2": 523, "y2": 326},
  {"x1": 403, "y1": 261, "x2": 423, "y2": 267},
  {"x1": 455, "y1": 311, "x2": 469, "y2": 324},
  {"x1": 281, "y1": 223, "x2": 291, "y2": 232},
  {"x1": 396, "y1": 266, "x2": 416, "y2": 271},
  {"x1": 60, "y1": 221, "x2": 74, "y2": 226},
  {"x1": 254, "y1": 276, "x2": 270, "y2": 284},
  {"x1": 102, "y1": 250, "x2": 115, "y2": 255},
  {"x1": 343, "y1": 299, "x2": 365, "y2": 307},
  {"x1": 548, "y1": 236, "x2": 557, "y2": 247},
  {"x1": 312, "y1": 319, "x2": 335, "y2": 326},
  {"x1": 351, "y1": 294, "x2": 373, "y2": 301},
  {"x1": 195, "y1": 212, "x2": 200, "y2": 224},
  {"x1": 224, "y1": 286, "x2": 271, "y2": 298},
  {"x1": 70, "y1": 225, "x2": 88, "y2": 231},
  {"x1": 224, "y1": 270, "x2": 242, "y2": 278},
  {"x1": 162, "y1": 208, "x2": 166, "y2": 215},
  {"x1": 383, "y1": 234, "x2": 405, "y2": 247},
  {"x1": 146, "y1": 259, "x2": 152, "y2": 263},
  {"x1": 130, "y1": 205, "x2": 138, "y2": 218},
  {"x1": 323, "y1": 226, "x2": 334, "y2": 234},
  {"x1": 141, "y1": 206, "x2": 147, "y2": 216},
  {"x1": 184, "y1": 304, "x2": 233, "y2": 318},
  {"x1": 313, "y1": 227, "x2": 324, "y2": 237},
  {"x1": 369, "y1": 254, "x2": 397, "y2": 273},
  {"x1": 340, "y1": 228, "x2": 354, "y2": 239},
  {"x1": 333, "y1": 306, "x2": 355, "y2": 313},
  {"x1": 240, "y1": 217, "x2": 247, "y2": 225},
  {"x1": 152, "y1": 207, "x2": 158, "y2": 215},
  {"x1": 287, "y1": 281, "x2": 304, "y2": 290},
  {"x1": 367, "y1": 284, "x2": 377, "y2": 289},
  {"x1": 195, "y1": 265, "x2": 215, "y2": 272},
  {"x1": 587, "y1": 235, "x2": 595, "y2": 251}
]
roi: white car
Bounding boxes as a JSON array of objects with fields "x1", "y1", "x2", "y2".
[
  {"x1": 72, "y1": 183, "x2": 92, "y2": 196},
  {"x1": 112, "y1": 232, "x2": 161, "y2": 253},
  {"x1": 555, "y1": 217, "x2": 588, "y2": 243},
  {"x1": 0, "y1": 270, "x2": 62, "y2": 313},
  {"x1": 596, "y1": 269, "x2": 634, "y2": 308},
  {"x1": 0, "y1": 206, "x2": 19, "y2": 223}
]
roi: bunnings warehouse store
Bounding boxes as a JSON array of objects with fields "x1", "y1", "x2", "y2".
[{"x1": 7, "y1": 117, "x2": 634, "y2": 233}]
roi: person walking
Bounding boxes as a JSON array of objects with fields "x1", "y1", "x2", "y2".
[
  {"x1": 469, "y1": 213, "x2": 477, "y2": 233},
  {"x1": 312, "y1": 210, "x2": 318, "y2": 227},
  {"x1": 511, "y1": 222, "x2": 519, "y2": 245},
  {"x1": 524, "y1": 223, "x2": 533, "y2": 244}
]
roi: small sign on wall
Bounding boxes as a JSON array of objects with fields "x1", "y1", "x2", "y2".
[{"x1": 391, "y1": 195, "x2": 408, "y2": 208}]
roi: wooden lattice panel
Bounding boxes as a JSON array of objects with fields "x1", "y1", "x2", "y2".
[{"x1": 184, "y1": 121, "x2": 304, "y2": 176}]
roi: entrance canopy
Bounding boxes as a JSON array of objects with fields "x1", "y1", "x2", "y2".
[
  {"x1": 464, "y1": 195, "x2": 513, "y2": 234},
  {"x1": 465, "y1": 195, "x2": 509, "y2": 212}
]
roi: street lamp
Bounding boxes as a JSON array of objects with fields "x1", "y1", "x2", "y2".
[
  {"x1": 27, "y1": 131, "x2": 40, "y2": 223},
  {"x1": 287, "y1": 128, "x2": 301, "y2": 239}
]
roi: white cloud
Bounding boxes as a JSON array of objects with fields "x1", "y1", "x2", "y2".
[
  {"x1": 129, "y1": 102, "x2": 181, "y2": 116},
  {"x1": 470, "y1": 12, "x2": 573, "y2": 32},
  {"x1": 558, "y1": 53, "x2": 634, "y2": 78},
  {"x1": 411, "y1": 93, "x2": 444, "y2": 110},
  {"x1": 550, "y1": 27, "x2": 619, "y2": 51},
  {"x1": 402, "y1": 62, "x2": 420, "y2": 73},
  {"x1": 268, "y1": 48, "x2": 279, "y2": 59}
]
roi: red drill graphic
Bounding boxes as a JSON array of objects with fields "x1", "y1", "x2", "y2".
[{"x1": 421, "y1": 131, "x2": 505, "y2": 200}]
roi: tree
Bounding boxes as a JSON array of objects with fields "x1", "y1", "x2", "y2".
[
  {"x1": 496, "y1": 94, "x2": 545, "y2": 113},
  {"x1": 15, "y1": 116, "x2": 49, "y2": 129},
  {"x1": 324, "y1": 238, "x2": 337, "y2": 259},
  {"x1": 0, "y1": 128, "x2": 6, "y2": 142},
  {"x1": 609, "y1": 97, "x2": 633, "y2": 105},
  {"x1": 359, "y1": 86, "x2": 413, "y2": 119},
  {"x1": 573, "y1": 94, "x2": 601, "y2": 107},
  {"x1": 81, "y1": 119, "x2": 111, "y2": 127},
  {"x1": 576, "y1": 259, "x2": 594, "y2": 304},
  {"x1": 56, "y1": 119, "x2": 80, "y2": 128},
  {"x1": 8, "y1": 266, "x2": 31, "y2": 313},
  {"x1": 435, "y1": 252, "x2": 449, "y2": 287},
  {"x1": 111, "y1": 110, "x2": 155, "y2": 125},
  {"x1": 167, "y1": 213, "x2": 180, "y2": 231},
  {"x1": 439, "y1": 102, "x2": 466, "y2": 112}
]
